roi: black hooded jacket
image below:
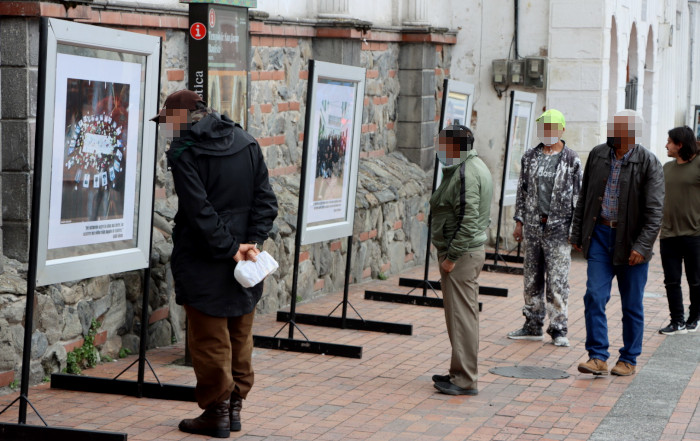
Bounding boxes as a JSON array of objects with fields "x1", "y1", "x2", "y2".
[{"x1": 167, "y1": 112, "x2": 278, "y2": 317}]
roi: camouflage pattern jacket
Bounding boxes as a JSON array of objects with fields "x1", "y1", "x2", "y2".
[{"x1": 513, "y1": 142, "x2": 583, "y2": 236}]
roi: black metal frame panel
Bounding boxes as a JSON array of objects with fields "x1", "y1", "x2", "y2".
[
  {"x1": 276, "y1": 312, "x2": 412, "y2": 335},
  {"x1": 254, "y1": 60, "x2": 412, "y2": 358},
  {"x1": 0, "y1": 423, "x2": 127, "y2": 441},
  {"x1": 253, "y1": 335, "x2": 362, "y2": 358}
]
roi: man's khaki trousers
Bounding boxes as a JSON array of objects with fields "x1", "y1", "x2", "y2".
[
  {"x1": 439, "y1": 249, "x2": 485, "y2": 390},
  {"x1": 184, "y1": 305, "x2": 255, "y2": 409}
]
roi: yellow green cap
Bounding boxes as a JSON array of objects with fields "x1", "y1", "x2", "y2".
[{"x1": 536, "y1": 109, "x2": 565, "y2": 128}]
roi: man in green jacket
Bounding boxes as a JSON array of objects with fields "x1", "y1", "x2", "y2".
[{"x1": 430, "y1": 125, "x2": 493, "y2": 395}]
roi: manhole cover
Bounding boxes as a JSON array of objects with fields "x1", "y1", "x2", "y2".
[{"x1": 489, "y1": 365, "x2": 569, "y2": 379}]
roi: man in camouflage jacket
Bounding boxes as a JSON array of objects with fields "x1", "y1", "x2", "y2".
[{"x1": 508, "y1": 109, "x2": 582, "y2": 347}]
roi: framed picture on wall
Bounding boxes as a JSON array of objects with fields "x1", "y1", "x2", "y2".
[
  {"x1": 502, "y1": 91, "x2": 538, "y2": 206},
  {"x1": 34, "y1": 18, "x2": 161, "y2": 286},
  {"x1": 694, "y1": 105, "x2": 700, "y2": 140},
  {"x1": 435, "y1": 79, "x2": 475, "y2": 188},
  {"x1": 300, "y1": 60, "x2": 366, "y2": 245}
]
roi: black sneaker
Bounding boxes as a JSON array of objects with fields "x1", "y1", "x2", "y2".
[
  {"x1": 686, "y1": 318, "x2": 699, "y2": 333},
  {"x1": 659, "y1": 321, "x2": 687, "y2": 335},
  {"x1": 433, "y1": 382, "x2": 478, "y2": 396},
  {"x1": 507, "y1": 327, "x2": 544, "y2": 341},
  {"x1": 432, "y1": 374, "x2": 450, "y2": 383}
]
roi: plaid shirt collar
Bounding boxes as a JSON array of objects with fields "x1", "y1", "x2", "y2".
[
  {"x1": 610, "y1": 146, "x2": 636, "y2": 164},
  {"x1": 601, "y1": 147, "x2": 636, "y2": 221}
]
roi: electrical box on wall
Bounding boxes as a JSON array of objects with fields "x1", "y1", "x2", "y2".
[
  {"x1": 525, "y1": 57, "x2": 547, "y2": 89},
  {"x1": 492, "y1": 59, "x2": 508, "y2": 86},
  {"x1": 508, "y1": 59, "x2": 525, "y2": 85}
]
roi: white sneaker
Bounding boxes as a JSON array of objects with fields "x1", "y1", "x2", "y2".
[{"x1": 553, "y1": 336, "x2": 570, "y2": 347}]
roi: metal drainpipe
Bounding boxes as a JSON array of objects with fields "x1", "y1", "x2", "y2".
[{"x1": 514, "y1": 0, "x2": 519, "y2": 58}]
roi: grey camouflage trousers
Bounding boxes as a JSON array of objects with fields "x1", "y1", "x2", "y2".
[{"x1": 521, "y1": 224, "x2": 570, "y2": 338}]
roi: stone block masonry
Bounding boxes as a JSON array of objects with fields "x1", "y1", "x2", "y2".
[{"x1": 0, "y1": 2, "x2": 455, "y2": 393}]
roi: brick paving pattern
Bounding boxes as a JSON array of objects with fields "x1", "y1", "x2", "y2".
[{"x1": 2, "y1": 249, "x2": 699, "y2": 440}]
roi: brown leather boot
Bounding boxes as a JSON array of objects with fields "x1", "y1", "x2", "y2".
[
  {"x1": 577, "y1": 358, "x2": 608, "y2": 375},
  {"x1": 179, "y1": 399, "x2": 230, "y2": 438},
  {"x1": 230, "y1": 393, "x2": 242, "y2": 432},
  {"x1": 611, "y1": 360, "x2": 636, "y2": 376}
]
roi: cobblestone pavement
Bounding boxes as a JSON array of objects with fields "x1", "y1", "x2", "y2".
[{"x1": 2, "y1": 248, "x2": 700, "y2": 441}]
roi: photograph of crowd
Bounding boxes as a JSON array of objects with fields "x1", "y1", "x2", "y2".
[
  {"x1": 60, "y1": 79, "x2": 129, "y2": 224},
  {"x1": 313, "y1": 99, "x2": 350, "y2": 202}
]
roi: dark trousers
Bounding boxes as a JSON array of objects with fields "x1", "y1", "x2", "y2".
[
  {"x1": 185, "y1": 305, "x2": 255, "y2": 409},
  {"x1": 660, "y1": 236, "x2": 700, "y2": 323}
]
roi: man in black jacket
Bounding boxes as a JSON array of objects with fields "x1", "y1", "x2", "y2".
[
  {"x1": 570, "y1": 110, "x2": 663, "y2": 377},
  {"x1": 152, "y1": 90, "x2": 278, "y2": 438}
]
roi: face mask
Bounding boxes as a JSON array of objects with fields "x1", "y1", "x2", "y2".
[
  {"x1": 607, "y1": 137, "x2": 622, "y2": 149},
  {"x1": 437, "y1": 149, "x2": 469, "y2": 166},
  {"x1": 538, "y1": 136, "x2": 559, "y2": 146}
]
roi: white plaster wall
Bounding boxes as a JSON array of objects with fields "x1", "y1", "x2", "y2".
[
  {"x1": 448, "y1": 0, "x2": 549, "y2": 243},
  {"x1": 252, "y1": 0, "x2": 452, "y2": 27},
  {"x1": 689, "y1": 1, "x2": 700, "y2": 127},
  {"x1": 646, "y1": 0, "x2": 692, "y2": 158},
  {"x1": 253, "y1": 0, "x2": 313, "y2": 19},
  {"x1": 548, "y1": 0, "x2": 607, "y2": 164}
]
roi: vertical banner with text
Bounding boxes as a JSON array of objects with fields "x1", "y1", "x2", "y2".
[{"x1": 189, "y1": 3, "x2": 249, "y2": 127}]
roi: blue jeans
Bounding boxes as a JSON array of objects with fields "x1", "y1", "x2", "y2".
[{"x1": 584, "y1": 224, "x2": 649, "y2": 365}]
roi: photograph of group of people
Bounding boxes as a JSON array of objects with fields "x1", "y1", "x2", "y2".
[
  {"x1": 61, "y1": 79, "x2": 129, "y2": 224},
  {"x1": 306, "y1": 76, "x2": 358, "y2": 229},
  {"x1": 314, "y1": 129, "x2": 347, "y2": 201}
]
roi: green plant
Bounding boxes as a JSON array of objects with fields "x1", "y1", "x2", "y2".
[
  {"x1": 9, "y1": 380, "x2": 18, "y2": 389},
  {"x1": 118, "y1": 347, "x2": 132, "y2": 359},
  {"x1": 42, "y1": 376, "x2": 51, "y2": 383},
  {"x1": 377, "y1": 272, "x2": 388, "y2": 280},
  {"x1": 101, "y1": 354, "x2": 113, "y2": 363},
  {"x1": 296, "y1": 295, "x2": 303, "y2": 303},
  {"x1": 63, "y1": 319, "x2": 101, "y2": 375}
]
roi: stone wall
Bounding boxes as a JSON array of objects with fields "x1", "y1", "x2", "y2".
[{"x1": 0, "y1": 3, "x2": 455, "y2": 393}]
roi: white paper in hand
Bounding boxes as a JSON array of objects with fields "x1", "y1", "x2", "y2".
[{"x1": 234, "y1": 251, "x2": 279, "y2": 288}]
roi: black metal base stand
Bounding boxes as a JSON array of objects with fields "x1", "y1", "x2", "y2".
[
  {"x1": 485, "y1": 252, "x2": 523, "y2": 264},
  {"x1": 254, "y1": 317, "x2": 362, "y2": 358},
  {"x1": 363, "y1": 290, "x2": 483, "y2": 311},
  {"x1": 50, "y1": 373, "x2": 195, "y2": 402},
  {"x1": 277, "y1": 311, "x2": 412, "y2": 335},
  {"x1": 0, "y1": 421, "x2": 126, "y2": 441},
  {"x1": 0, "y1": 392, "x2": 127, "y2": 440},
  {"x1": 363, "y1": 273, "x2": 502, "y2": 310},
  {"x1": 397, "y1": 277, "x2": 508, "y2": 297},
  {"x1": 482, "y1": 263, "x2": 524, "y2": 275},
  {"x1": 266, "y1": 234, "x2": 413, "y2": 352}
]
